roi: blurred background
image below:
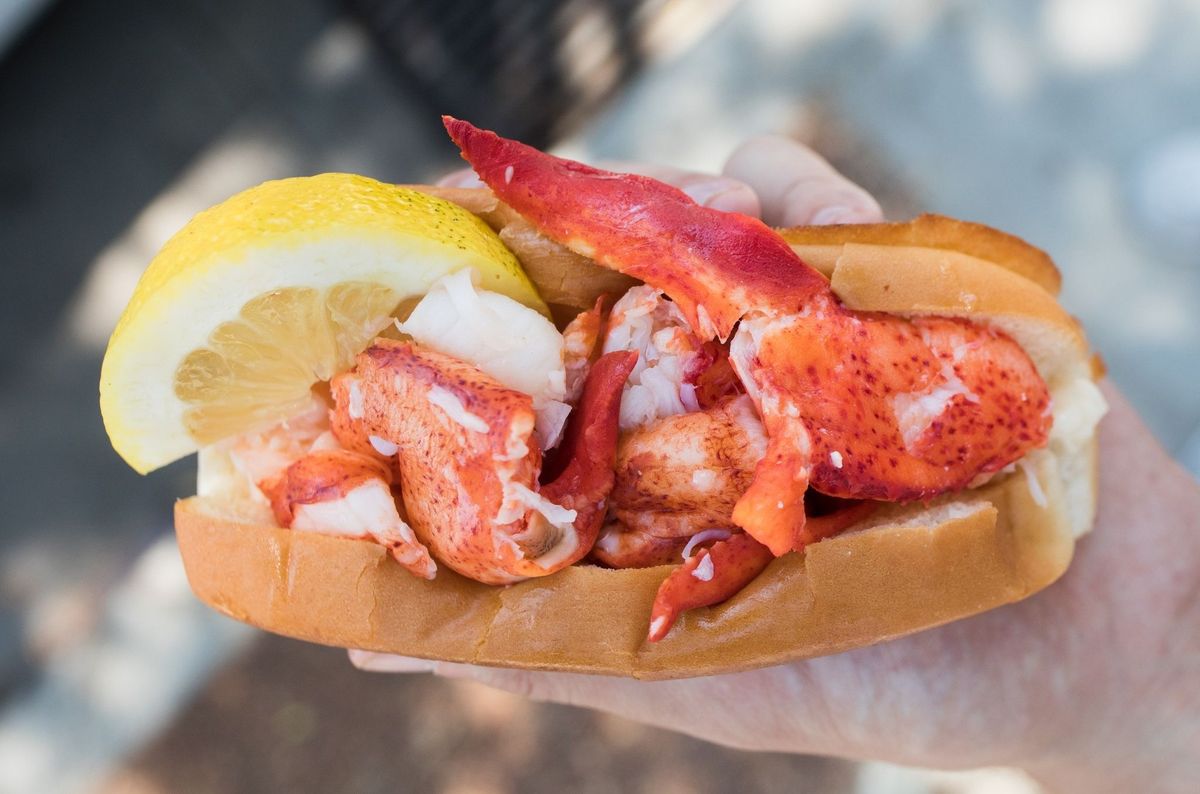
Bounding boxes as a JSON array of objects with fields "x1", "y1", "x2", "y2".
[{"x1": 1, "y1": 0, "x2": 1198, "y2": 792}]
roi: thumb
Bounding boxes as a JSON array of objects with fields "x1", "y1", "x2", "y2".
[{"x1": 722, "y1": 135, "x2": 883, "y2": 227}]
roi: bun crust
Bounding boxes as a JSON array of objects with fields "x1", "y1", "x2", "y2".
[
  {"x1": 778, "y1": 214, "x2": 1062, "y2": 295},
  {"x1": 177, "y1": 195, "x2": 1101, "y2": 679}
]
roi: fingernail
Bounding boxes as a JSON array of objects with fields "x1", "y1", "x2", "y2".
[
  {"x1": 436, "y1": 170, "x2": 485, "y2": 188},
  {"x1": 429, "y1": 662, "x2": 476, "y2": 680},
  {"x1": 349, "y1": 650, "x2": 437, "y2": 673},
  {"x1": 810, "y1": 206, "x2": 856, "y2": 225},
  {"x1": 704, "y1": 189, "x2": 749, "y2": 213},
  {"x1": 683, "y1": 179, "x2": 739, "y2": 208}
]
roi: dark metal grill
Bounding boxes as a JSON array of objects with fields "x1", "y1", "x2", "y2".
[{"x1": 342, "y1": 0, "x2": 659, "y2": 147}]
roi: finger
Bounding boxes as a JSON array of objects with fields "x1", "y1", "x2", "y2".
[
  {"x1": 348, "y1": 649, "x2": 750, "y2": 744},
  {"x1": 436, "y1": 168, "x2": 485, "y2": 188},
  {"x1": 597, "y1": 160, "x2": 762, "y2": 217},
  {"x1": 437, "y1": 161, "x2": 762, "y2": 216},
  {"x1": 722, "y1": 135, "x2": 883, "y2": 227}
]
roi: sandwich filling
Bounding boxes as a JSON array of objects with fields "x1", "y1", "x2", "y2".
[{"x1": 197, "y1": 120, "x2": 1102, "y2": 643}]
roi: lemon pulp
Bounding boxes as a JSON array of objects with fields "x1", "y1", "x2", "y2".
[
  {"x1": 101, "y1": 173, "x2": 546, "y2": 473},
  {"x1": 173, "y1": 281, "x2": 400, "y2": 445}
]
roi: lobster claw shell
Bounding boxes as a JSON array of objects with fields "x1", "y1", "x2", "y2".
[{"x1": 444, "y1": 115, "x2": 830, "y2": 342}]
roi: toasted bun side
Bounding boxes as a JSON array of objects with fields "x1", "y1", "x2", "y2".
[
  {"x1": 177, "y1": 432, "x2": 1083, "y2": 679},
  {"x1": 778, "y1": 214, "x2": 1062, "y2": 295},
  {"x1": 812, "y1": 235, "x2": 1106, "y2": 539},
  {"x1": 824, "y1": 242, "x2": 1088, "y2": 388}
]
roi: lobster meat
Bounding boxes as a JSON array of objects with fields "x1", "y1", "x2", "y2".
[
  {"x1": 446, "y1": 117, "x2": 1053, "y2": 638},
  {"x1": 328, "y1": 340, "x2": 635, "y2": 584}
]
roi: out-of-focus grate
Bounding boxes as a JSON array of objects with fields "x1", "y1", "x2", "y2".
[{"x1": 341, "y1": 0, "x2": 730, "y2": 148}]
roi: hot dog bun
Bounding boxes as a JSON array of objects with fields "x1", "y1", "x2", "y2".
[{"x1": 176, "y1": 192, "x2": 1104, "y2": 680}]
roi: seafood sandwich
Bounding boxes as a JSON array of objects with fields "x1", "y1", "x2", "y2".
[{"x1": 99, "y1": 118, "x2": 1106, "y2": 679}]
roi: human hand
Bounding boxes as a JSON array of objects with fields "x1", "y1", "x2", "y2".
[{"x1": 357, "y1": 137, "x2": 1200, "y2": 792}]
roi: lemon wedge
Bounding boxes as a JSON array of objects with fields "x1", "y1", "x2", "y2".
[{"x1": 101, "y1": 173, "x2": 546, "y2": 474}]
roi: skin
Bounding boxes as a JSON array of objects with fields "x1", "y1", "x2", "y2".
[{"x1": 355, "y1": 137, "x2": 1200, "y2": 792}]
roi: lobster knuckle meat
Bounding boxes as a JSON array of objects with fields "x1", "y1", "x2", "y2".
[
  {"x1": 608, "y1": 395, "x2": 766, "y2": 538},
  {"x1": 331, "y1": 340, "x2": 634, "y2": 585},
  {"x1": 260, "y1": 448, "x2": 436, "y2": 580},
  {"x1": 261, "y1": 448, "x2": 393, "y2": 526}
]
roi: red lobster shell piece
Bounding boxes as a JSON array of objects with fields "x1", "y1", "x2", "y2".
[{"x1": 446, "y1": 117, "x2": 1052, "y2": 560}]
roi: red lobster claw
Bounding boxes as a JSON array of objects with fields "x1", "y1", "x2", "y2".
[{"x1": 443, "y1": 116, "x2": 829, "y2": 342}]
